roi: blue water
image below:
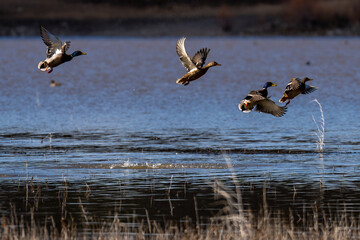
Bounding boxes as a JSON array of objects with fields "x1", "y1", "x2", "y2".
[{"x1": 0, "y1": 37, "x2": 360, "y2": 226}]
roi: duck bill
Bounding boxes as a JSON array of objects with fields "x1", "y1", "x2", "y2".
[
  {"x1": 271, "y1": 83, "x2": 277, "y2": 86},
  {"x1": 81, "y1": 52, "x2": 87, "y2": 55},
  {"x1": 216, "y1": 63, "x2": 221, "y2": 66}
]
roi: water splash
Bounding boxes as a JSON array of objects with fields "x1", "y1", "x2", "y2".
[{"x1": 311, "y1": 99, "x2": 325, "y2": 152}]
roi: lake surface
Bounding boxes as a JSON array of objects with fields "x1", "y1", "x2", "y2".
[{"x1": 0, "y1": 36, "x2": 360, "y2": 230}]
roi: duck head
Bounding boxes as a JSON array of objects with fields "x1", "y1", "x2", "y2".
[
  {"x1": 302, "y1": 77, "x2": 313, "y2": 82},
  {"x1": 71, "y1": 51, "x2": 87, "y2": 57},
  {"x1": 207, "y1": 61, "x2": 221, "y2": 67},
  {"x1": 263, "y1": 82, "x2": 277, "y2": 89}
]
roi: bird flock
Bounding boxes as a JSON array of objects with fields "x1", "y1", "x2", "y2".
[
  {"x1": 38, "y1": 26, "x2": 317, "y2": 117},
  {"x1": 239, "y1": 78, "x2": 317, "y2": 117}
]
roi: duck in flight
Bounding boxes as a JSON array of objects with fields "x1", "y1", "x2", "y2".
[
  {"x1": 176, "y1": 37, "x2": 221, "y2": 86},
  {"x1": 239, "y1": 82, "x2": 287, "y2": 117},
  {"x1": 279, "y1": 77, "x2": 317, "y2": 105},
  {"x1": 38, "y1": 26, "x2": 86, "y2": 73}
]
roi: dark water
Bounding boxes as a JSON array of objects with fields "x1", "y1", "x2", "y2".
[{"x1": 0, "y1": 37, "x2": 360, "y2": 229}]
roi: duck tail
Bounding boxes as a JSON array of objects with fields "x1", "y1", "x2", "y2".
[
  {"x1": 238, "y1": 103, "x2": 252, "y2": 113},
  {"x1": 38, "y1": 61, "x2": 48, "y2": 71},
  {"x1": 279, "y1": 95, "x2": 287, "y2": 103},
  {"x1": 176, "y1": 78, "x2": 189, "y2": 85}
]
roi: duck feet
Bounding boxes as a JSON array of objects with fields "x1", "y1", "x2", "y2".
[
  {"x1": 47, "y1": 68, "x2": 53, "y2": 74},
  {"x1": 285, "y1": 100, "x2": 290, "y2": 106}
]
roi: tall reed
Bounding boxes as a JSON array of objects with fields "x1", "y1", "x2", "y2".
[{"x1": 3, "y1": 178, "x2": 360, "y2": 239}]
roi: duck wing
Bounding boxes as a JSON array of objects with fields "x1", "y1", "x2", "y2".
[
  {"x1": 284, "y1": 78, "x2": 301, "y2": 93},
  {"x1": 302, "y1": 84, "x2": 318, "y2": 94},
  {"x1": 249, "y1": 88, "x2": 268, "y2": 97},
  {"x1": 191, "y1": 48, "x2": 210, "y2": 68},
  {"x1": 254, "y1": 96, "x2": 287, "y2": 117},
  {"x1": 176, "y1": 37, "x2": 197, "y2": 72},
  {"x1": 40, "y1": 26, "x2": 71, "y2": 58},
  {"x1": 249, "y1": 90, "x2": 259, "y2": 95}
]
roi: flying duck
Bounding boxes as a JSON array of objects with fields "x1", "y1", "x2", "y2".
[
  {"x1": 176, "y1": 37, "x2": 221, "y2": 86},
  {"x1": 38, "y1": 26, "x2": 86, "y2": 73},
  {"x1": 279, "y1": 77, "x2": 317, "y2": 105},
  {"x1": 239, "y1": 82, "x2": 287, "y2": 117}
]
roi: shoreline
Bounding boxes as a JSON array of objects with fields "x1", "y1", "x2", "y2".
[
  {"x1": 1, "y1": 2, "x2": 360, "y2": 37},
  {"x1": 1, "y1": 18, "x2": 360, "y2": 37}
]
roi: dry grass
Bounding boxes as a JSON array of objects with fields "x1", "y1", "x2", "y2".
[
  {"x1": 1, "y1": 178, "x2": 360, "y2": 239},
  {"x1": 2, "y1": 210, "x2": 360, "y2": 239}
]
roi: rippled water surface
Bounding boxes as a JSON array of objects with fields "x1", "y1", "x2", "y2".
[{"x1": 0, "y1": 37, "x2": 360, "y2": 228}]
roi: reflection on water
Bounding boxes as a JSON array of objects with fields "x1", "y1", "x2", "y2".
[{"x1": 0, "y1": 37, "x2": 360, "y2": 231}]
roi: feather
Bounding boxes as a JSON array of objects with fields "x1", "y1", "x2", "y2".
[{"x1": 176, "y1": 37, "x2": 197, "y2": 72}]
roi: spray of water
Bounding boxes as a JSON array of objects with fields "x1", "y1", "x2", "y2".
[{"x1": 311, "y1": 99, "x2": 325, "y2": 152}]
